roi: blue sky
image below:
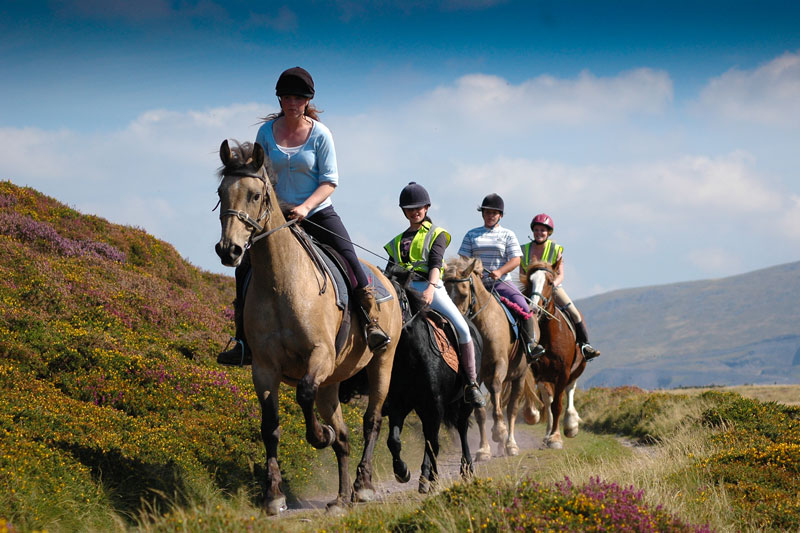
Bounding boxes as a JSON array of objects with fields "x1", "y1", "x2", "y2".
[{"x1": 2, "y1": 0, "x2": 799, "y2": 298}]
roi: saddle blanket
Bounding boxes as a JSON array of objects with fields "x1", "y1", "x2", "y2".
[{"x1": 425, "y1": 313, "x2": 459, "y2": 373}]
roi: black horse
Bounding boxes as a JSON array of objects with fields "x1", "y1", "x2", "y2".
[{"x1": 381, "y1": 269, "x2": 482, "y2": 493}]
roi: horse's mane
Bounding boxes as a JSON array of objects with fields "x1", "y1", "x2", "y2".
[
  {"x1": 445, "y1": 255, "x2": 484, "y2": 277},
  {"x1": 216, "y1": 139, "x2": 278, "y2": 188},
  {"x1": 218, "y1": 139, "x2": 298, "y2": 214}
]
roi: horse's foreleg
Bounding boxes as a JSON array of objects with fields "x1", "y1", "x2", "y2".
[
  {"x1": 316, "y1": 384, "x2": 352, "y2": 511},
  {"x1": 488, "y1": 374, "x2": 509, "y2": 448},
  {"x1": 563, "y1": 380, "x2": 580, "y2": 438},
  {"x1": 504, "y1": 378, "x2": 523, "y2": 456},
  {"x1": 418, "y1": 414, "x2": 442, "y2": 494},
  {"x1": 538, "y1": 382, "x2": 555, "y2": 447},
  {"x1": 547, "y1": 383, "x2": 565, "y2": 449},
  {"x1": 297, "y1": 373, "x2": 335, "y2": 449},
  {"x1": 473, "y1": 405, "x2": 492, "y2": 461},
  {"x1": 353, "y1": 356, "x2": 392, "y2": 503},
  {"x1": 387, "y1": 410, "x2": 411, "y2": 483},
  {"x1": 457, "y1": 405, "x2": 474, "y2": 479},
  {"x1": 253, "y1": 369, "x2": 285, "y2": 515}
]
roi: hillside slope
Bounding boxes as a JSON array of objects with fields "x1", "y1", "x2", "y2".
[
  {"x1": 0, "y1": 181, "x2": 360, "y2": 530},
  {"x1": 577, "y1": 261, "x2": 800, "y2": 388}
]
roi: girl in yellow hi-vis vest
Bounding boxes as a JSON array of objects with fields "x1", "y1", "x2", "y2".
[
  {"x1": 384, "y1": 182, "x2": 485, "y2": 407},
  {"x1": 519, "y1": 213, "x2": 600, "y2": 360}
]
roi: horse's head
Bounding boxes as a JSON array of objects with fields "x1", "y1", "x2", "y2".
[
  {"x1": 444, "y1": 256, "x2": 482, "y2": 316},
  {"x1": 214, "y1": 139, "x2": 278, "y2": 267},
  {"x1": 525, "y1": 258, "x2": 558, "y2": 312}
]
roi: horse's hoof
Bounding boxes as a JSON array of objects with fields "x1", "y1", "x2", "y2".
[
  {"x1": 475, "y1": 448, "x2": 491, "y2": 462},
  {"x1": 547, "y1": 440, "x2": 563, "y2": 450},
  {"x1": 325, "y1": 501, "x2": 347, "y2": 515},
  {"x1": 564, "y1": 427, "x2": 579, "y2": 438},
  {"x1": 266, "y1": 496, "x2": 287, "y2": 516},
  {"x1": 322, "y1": 424, "x2": 336, "y2": 447},
  {"x1": 354, "y1": 487, "x2": 375, "y2": 503},
  {"x1": 393, "y1": 460, "x2": 411, "y2": 483},
  {"x1": 506, "y1": 444, "x2": 519, "y2": 456},
  {"x1": 460, "y1": 462, "x2": 475, "y2": 479},
  {"x1": 418, "y1": 477, "x2": 431, "y2": 494},
  {"x1": 523, "y1": 410, "x2": 541, "y2": 425}
]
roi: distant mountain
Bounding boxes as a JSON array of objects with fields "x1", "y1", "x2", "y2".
[{"x1": 576, "y1": 261, "x2": 800, "y2": 388}]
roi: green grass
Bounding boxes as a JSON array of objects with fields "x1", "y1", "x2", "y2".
[{"x1": 1, "y1": 181, "x2": 798, "y2": 532}]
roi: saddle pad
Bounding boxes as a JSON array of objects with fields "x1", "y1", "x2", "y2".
[
  {"x1": 312, "y1": 241, "x2": 393, "y2": 305},
  {"x1": 492, "y1": 293, "x2": 519, "y2": 341},
  {"x1": 425, "y1": 315, "x2": 459, "y2": 373}
]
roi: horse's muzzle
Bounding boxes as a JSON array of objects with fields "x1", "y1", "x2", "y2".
[{"x1": 215, "y1": 241, "x2": 243, "y2": 267}]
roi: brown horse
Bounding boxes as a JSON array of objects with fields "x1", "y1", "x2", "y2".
[
  {"x1": 214, "y1": 140, "x2": 402, "y2": 514},
  {"x1": 444, "y1": 257, "x2": 529, "y2": 458},
  {"x1": 520, "y1": 258, "x2": 586, "y2": 449}
]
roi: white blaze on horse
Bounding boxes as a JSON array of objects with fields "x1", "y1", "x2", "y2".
[
  {"x1": 522, "y1": 259, "x2": 585, "y2": 449},
  {"x1": 214, "y1": 140, "x2": 402, "y2": 514}
]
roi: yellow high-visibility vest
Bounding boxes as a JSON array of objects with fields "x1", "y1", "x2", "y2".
[
  {"x1": 384, "y1": 221, "x2": 450, "y2": 273},
  {"x1": 521, "y1": 239, "x2": 563, "y2": 271}
]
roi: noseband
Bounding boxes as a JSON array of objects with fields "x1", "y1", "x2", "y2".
[
  {"x1": 217, "y1": 171, "x2": 272, "y2": 234},
  {"x1": 443, "y1": 273, "x2": 490, "y2": 319},
  {"x1": 218, "y1": 170, "x2": 298, "y2": 244},
  {"x1": 526, "y1": 264, "x2": 555, "y2": 315}
]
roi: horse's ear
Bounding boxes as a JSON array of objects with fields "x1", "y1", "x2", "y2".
[
  {"x1": 220, "y1": 139, "x2": 232, "y2": 167},
  {"x1": 467, "y1": 257, "x2": 479, "y2": 275},
  {"x1": 252, "y1": 142, "x2": 266, "y2": 169}
]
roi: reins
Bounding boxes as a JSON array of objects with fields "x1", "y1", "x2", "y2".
[{"x1": 442, "y1": 273, "x2": 491, "y2": 319}]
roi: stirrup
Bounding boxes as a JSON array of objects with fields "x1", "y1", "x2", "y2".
[
  {"x1": 581, "y1": 343, "x2": 600, "y2": 361},
  {"x1": 464, "y1": 383, "x2": 485, "y2": 407},
  {"x1": 217, "y1": 337, "x2": 250, "y2": 366},
  {"x1": 365, "y1": 324, "x2": 391, "y2": 351},
  {"x1": 526, "y1": 344, "x2": 546, "y2": 365}
]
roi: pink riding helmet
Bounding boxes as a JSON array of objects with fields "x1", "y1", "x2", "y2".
[{"x1": 530, "y1": 213, "x2": 554, "y2": 232}]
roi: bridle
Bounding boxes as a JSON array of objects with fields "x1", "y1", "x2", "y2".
[
  {"x1": 526, "y1": 264, "x2": 557, "y2": 320},
  {"x1": 443, "y1": 272, "x2": 491, "y2": 319},
  {"x1": 216, "y1": 170, "x2": 296, "y2": 244}
]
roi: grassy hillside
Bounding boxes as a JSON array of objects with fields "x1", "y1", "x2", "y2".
[
  {"x1": 0, "y1": 181, "x2": 364, "y2": 531},
  {"x1": 576, "y1": 262, "x2": 800, "y2": 388}
]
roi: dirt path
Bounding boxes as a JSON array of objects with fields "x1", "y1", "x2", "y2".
[{"x1": 286, "y1": 418, "x2": 546, "y2": 512}]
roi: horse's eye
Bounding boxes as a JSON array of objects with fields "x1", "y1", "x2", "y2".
[{"x1": 253, "y1": 193, "x2": 261, "y2": 202}]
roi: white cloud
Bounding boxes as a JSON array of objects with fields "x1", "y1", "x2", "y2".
[
  {"x1": 414, "y1": 68, "x2": 672, "y2": 131},
  {"x1": 697, "y1": 51, "x2": 800, "y2": 126}
]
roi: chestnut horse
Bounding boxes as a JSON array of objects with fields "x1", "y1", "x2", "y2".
[
  {"x1": 521, "y1": 258, "x2": 586, "y2": 449},
  {"x1": 214, "y1": 140, "x2": 402, "y2": 514},
  {"x1": 444, "y1": 257, "x2": 529, "y2": 458}
]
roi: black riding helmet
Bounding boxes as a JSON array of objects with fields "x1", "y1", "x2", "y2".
[
  {"x1": 275, "y1": 67, "x2": 315, "y2": 98},
  {"x1": 399, "y1": 182, "x2": 431, "y2": 209},
  {"x1": 477, "y1": 193, "x2": 504, "y2": 214}
]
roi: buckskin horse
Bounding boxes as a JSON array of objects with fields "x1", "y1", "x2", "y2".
[
  {"x1": 381, "y1": 268, "x2": 480, "y2": 493},
  {"x1": 521, "y1": 258, "x2": 586, "y2": 449},
  {"x1": 444, "y1": 256, "x2": 529, "y2": 458},
  {"x1": 214, "y1": 140, "x2": 402, "y2": 514}
]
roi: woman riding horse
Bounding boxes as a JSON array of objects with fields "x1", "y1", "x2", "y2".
[
  {"x1": 218, "y1": 66, "x2": 389, "y2": 366},
  {"x1": 384, "y1": 182, "x2": 484, "y2": 407},
  {"x1": 520, "y1": 213, "x2": 600, "y2": 360},
  {"x1": 457, "y1": 193, "x2": 545, "y2": 361}
]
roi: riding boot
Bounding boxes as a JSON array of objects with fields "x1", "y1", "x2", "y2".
[
  {"x1": 459, "y1": 341, "x2": 485, "y2": 407},
  {"x1": 216, "y1": 298, "x2": 252, "y2": 366},
  {"x1": 523, "y1": 314, "x2": 546, "y2": 364},
  {"x1": 356, "y1": 286, "x2": 391, "y2": 351},
  {"x1": 575, "y1": 320, "x2": 600, "y2": 360}
]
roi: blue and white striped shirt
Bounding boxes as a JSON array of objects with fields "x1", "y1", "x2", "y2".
[{"x1": 457, "y1": 224, "x2": 522, "y2": 282}]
